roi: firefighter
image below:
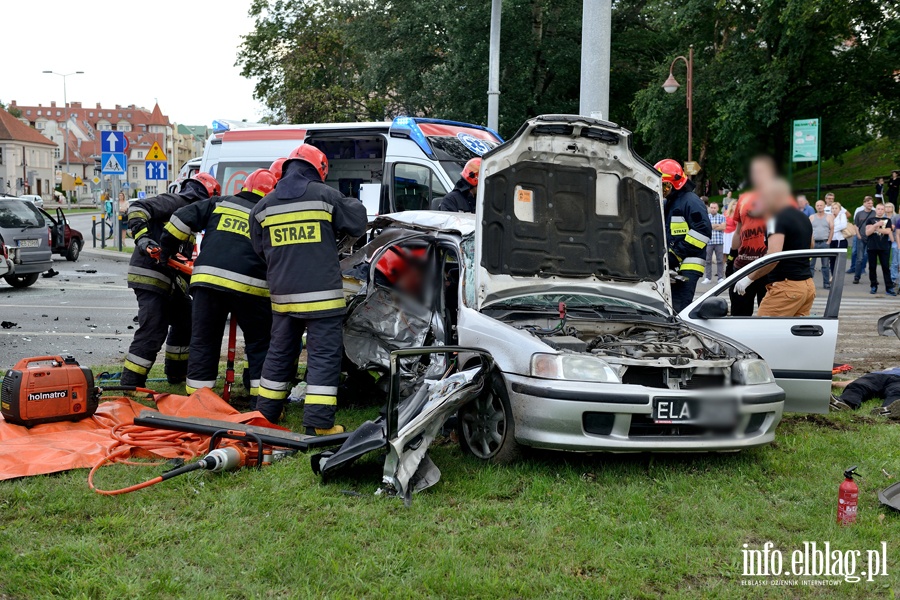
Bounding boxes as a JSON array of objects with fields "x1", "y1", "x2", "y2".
[
  {"x1": 249, "y1": 144, "x2": 367, "y2": 433},
  {"x1": 438, "y1": 157, "x2": 481, "y2": 213},
  {"x1": 159, "y1": 168, "x2": 277, "y2": 400},
  {"x1": 270, "y1": 157, "x2": 286, "y2": 182},
  {"x1": 655, "y1": 159, "x2": 711, "y2": 313},
  {"x1": 121, "y1": 173, "x2": 221, "y2": 386}
]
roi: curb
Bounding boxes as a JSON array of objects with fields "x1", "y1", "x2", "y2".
[{"x1": 80, "y1": 248, "x2": 132, "y2": 263}]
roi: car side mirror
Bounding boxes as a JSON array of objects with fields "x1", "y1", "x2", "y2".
[{"x1": 694, "y1": 297, "x2": 728, "y2": 319}]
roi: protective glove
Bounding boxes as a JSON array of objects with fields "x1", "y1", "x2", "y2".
[
  {"x1": 136, "y1": 236, "x2": 161, "y2": 258},
  {"x1": 734, "y1": 275, "x2": 753, "y2": 296}
]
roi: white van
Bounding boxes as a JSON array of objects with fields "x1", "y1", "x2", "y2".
[{"x1": 199, "y1": 117, "x2": 502, "y2": 216}]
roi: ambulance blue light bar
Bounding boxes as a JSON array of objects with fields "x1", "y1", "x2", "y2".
[{"x1": 389, "y1": 117, "x2": 504, "y2": 158}]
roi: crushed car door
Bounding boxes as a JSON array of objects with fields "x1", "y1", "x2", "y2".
[
  {"x1": 680, "y1": 249, "x2": 845, "y2": 414},
  {"x1": 55, "y1": 208, "x2": 68, "y2": 250}
]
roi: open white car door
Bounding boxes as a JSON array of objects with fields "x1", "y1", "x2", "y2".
[{"x1": 680, "y1": 249, "x2": 845, "y2": 414}]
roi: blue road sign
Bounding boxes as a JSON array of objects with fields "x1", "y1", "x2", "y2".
[
  {"x1": 122, "y1": 181, "x2": 130, "y2": 189},
  {"x1": 138, "y1": 191, "x2": 147, "y2": 199},
  {"x1": 101, "y1": 131, "x2": 127, "y2": 154},
  {"x1": 145, "y1": 160, "x2": 168, "y2": 180},
  {"x1": 101, "y1": 152, "x2": 127, "y2": 175}
]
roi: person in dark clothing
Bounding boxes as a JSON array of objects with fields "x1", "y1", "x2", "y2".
[
  {"x1": 887, "y1": 171, "x2": 900, "y2": 206},
  {"x1": 735, "y1": 178, "x2": 815, "y2": 317},
  {"x1": 831, "y1": 367, "x2": 900, "y2": 418},
  {"x1": 159, "y1": 169, "x2": 277, "y2": 401},
  {"x1": 864, "y1": 202, "x2": 896, "y2": 295},
  {"x1": 438, "y1": 157, "x2": 481, "y2": 213},
  {"x1": 852, "y1": 196, "x2": 875, "y2": 283},
  {"x1": 121, "y1": 173, "x2": 221, "y2": 386},
  {"x1": 655, "y1": 158, "x2": 712, "y2": 313},
  {"x1": 250, "y1": 144, "x2": 367, "y2": 433}
]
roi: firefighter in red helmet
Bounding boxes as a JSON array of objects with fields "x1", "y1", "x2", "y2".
[
  {"x1": 439, "y1": 157, "x2": 481, "y2": 213},
  {"x1": 654, "y1": 158, "x2": 711, "y2": 312},
  {"x1": 250, "y1": 143, "x2": 367, "y2": 432},
  {"x1": 121, "y1": 173, "x2": 221, "y2": 387},
  {"x1": 270, "y1": 157, "x2": 287, "y2": 182},
  {"x1": 160, "y1": 168, "x2": 276, "y2": 402}
]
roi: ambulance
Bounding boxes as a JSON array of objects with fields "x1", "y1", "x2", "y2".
[{"x1": 199, "y1": 117, "x2": 503, "y2": 217}]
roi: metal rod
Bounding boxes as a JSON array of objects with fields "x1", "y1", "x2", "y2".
[
  {"x1": 687, "y1": 46, "x2": 693, "y2": 164},
  {"x1": 487, "y1": 0, "x2": 502, "y2": 131},
  {"x1": 816, "y1": 116, "x2": 822, "y2": 202}
]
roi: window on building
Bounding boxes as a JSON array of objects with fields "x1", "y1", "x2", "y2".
[
  {"x1": 56, "y1": 111, "x2": 61, "y2": 117},
  {"x1": 26, "y1": 110, "x2": 31, "y2": 115},
  {"x1": 36, "y1": 122, "x2": 44, "y2": 130},
  {"x1": 37, "y1": 110, "x2": 42, "y2": 116},
  {"x1": 107, "y1": 112, "x2": 112, "y2": 118},
  {"x1": 146, "y1": 185, "x2": 157, "y2": 195},
  {"x1": 127, "y1": 113, "x2": 132, "y2": 118},
  {"x1": 89, "y1": 112, "x2": 93, "y2": 117},
  {"x1": 137, "y1": 152, "x2": 143, "y2": 159},
  {"x1": 0, "y1": 148, "x2": 3, "y2": 165},
  {"x1": 118, "y1": 113, "x2": 122, "y2": 118},
  {"x1": 54, "y1": 147, "x2": 60, "y2": 159},
  {"x1": 132, "y1": 166, "x2": 138, "y2": 179}
]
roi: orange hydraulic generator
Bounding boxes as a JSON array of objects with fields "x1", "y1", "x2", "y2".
[{"x1": 1, "y1": 356, "x2": 99, "y2": 427}]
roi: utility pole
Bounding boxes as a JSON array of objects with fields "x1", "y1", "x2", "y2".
[
  {"x1": 579, "y1": 0, "x2": 612, "y2": 120},
  {"x1": 487, "y1": 0, "x2": 502, "y2": 132},
  {"x1": 43, "y1": 70, "x2": 84, "y2": 205}
]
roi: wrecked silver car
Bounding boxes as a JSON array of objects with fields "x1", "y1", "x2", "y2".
[{"x1": 340, "y1": 115, "x2": 791, "y2": 463}]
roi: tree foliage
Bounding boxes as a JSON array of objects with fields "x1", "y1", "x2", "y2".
[{"x1": 236, "y1": 0, "x2": 900, "y2": 183}]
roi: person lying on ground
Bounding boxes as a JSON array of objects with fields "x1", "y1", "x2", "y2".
[{"x1": 830, "y1": 367, "x2": 900, "y2": 418}]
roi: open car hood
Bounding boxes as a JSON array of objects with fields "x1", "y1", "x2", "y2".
[{"x1": 474, "y1": 115, "x2": 671, "y2": 313}]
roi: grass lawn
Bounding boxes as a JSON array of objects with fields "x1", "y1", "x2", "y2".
[{"x1": 1, "y1": 365, "x2": 899, "y2": 598}]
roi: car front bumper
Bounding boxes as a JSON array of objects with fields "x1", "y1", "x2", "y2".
[{"x1": 505, "y1": 373, "x2": 784, "y2": 452}]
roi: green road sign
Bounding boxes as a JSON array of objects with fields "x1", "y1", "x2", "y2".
[{"x1": 792, "y1": 118, "x2": 819, "y2": 162}]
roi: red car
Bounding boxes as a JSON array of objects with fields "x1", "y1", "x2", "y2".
[{"x1": 40, "y1": 208, "x2": 84, "y2": 261}]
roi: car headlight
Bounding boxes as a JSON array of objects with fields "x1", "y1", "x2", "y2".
[
  {"x1": 733, "y1": 359, "x2": 774, "y2": 385},
  {"x1": 531, "y1": 353, "x2": 619, "y2": 383}
]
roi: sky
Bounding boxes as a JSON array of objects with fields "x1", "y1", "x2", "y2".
[{"x1": 0, "y1": 0, "x2": 263, "y2": 126}]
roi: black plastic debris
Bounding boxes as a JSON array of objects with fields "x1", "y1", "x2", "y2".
[
  {"x1": 127, "y1": 325, "x2": 134, "y2": 330},
  {"x1": 54, "y1": 317, "x2": 59, "y2": 321},
  {"x1": 85, "y1": 317, "x2": 91, "y2": 321},
  {"x1": 1, "y1": 321, "x2": 17, "y2": 329},
  {"x1": 42, "y1": 269, "x2": 59, "y2": 278},
  {"x1": 76, "y1": 269, "x2": 97, "y2": 274}
]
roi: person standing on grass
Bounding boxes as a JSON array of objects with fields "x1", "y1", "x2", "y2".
[
  {"x1": 852, "y1": 196, "x2": 875, "y2": 283},
  {"x1": 734, "y1": 178, "x2": 815, "y2": 317},
  {"x1": 797, "y1": 195, "x2": 815, "y2": 217},
  {"x1": 809, "y1": 200, "x2": 834, "y2": 289},
  {"x1": 702, "y1": 202, "x2": 726, "y2": 284},
  {"x1": 829, "y1": 201, "x2": 851, "y2": 276},
  {"x1": 888, "y1": 171, "x2": 900, "y2": 206},
  {"x1": 876, "y1": 178, "x2": 885, "y2": 201},
  {"x1": 864, "y1": 202, "x2": 896, "y2": 296}
]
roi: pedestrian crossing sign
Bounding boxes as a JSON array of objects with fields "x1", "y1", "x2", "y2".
[
  {"x1": 101, "y1": 152, "x2": 127, "y2": 175},
  {"x1": 146, "y1": 142, "x2": 167, "y2": 161}
]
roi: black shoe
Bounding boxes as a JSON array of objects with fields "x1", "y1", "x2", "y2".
[
  {"x1": 853, "y1": 278, "x2": 859, "y2": 284},
  {"x1": 830, "y1": 394, "x2": 851, "y2": 411},
  {"x1": 870, "y1": 286, "x2": 878, "y2": 294}
]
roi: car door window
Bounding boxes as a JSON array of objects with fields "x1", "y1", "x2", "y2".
[{"x1": 393, "y1": 163, "x2": 445, "y2": 211}]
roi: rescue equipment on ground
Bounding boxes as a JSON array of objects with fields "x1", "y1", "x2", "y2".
[{"x1": 837, "y1": 466, "x2": 859, "y2": 525}]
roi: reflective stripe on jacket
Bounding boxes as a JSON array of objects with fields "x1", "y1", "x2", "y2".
[
  {"x1": 664, "y1": 181, "x2": 711, "y2": 275},
  {"x1": 126, "y1": 192, "x2": 195, "y2": 294}
]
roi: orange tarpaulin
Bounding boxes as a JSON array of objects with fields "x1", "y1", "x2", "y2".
[{"x1": 0, "y1": 388, "x2": 281, "y2": 480}]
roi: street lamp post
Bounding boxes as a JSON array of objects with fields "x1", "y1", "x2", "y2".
[
  {"x1": 43, "y1": 70, "x2": 84, "y2": 204},
  {"x1": 661, "y1": 46, "x2": 693, "y2": 163}
]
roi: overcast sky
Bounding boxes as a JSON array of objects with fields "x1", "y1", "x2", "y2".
[{"x1": 0, "y1": 0, "x2": 263, "y2": 126}]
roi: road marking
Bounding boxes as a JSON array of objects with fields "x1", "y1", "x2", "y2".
[
  {"x1": 0, "y1": 304, "x2": 135, "y2": 310},
  {"x1": 1, "y1": 331, "x2": 133, "y2": 338}
]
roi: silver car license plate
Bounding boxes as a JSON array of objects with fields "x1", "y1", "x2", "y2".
[
  {"x1": 653, "y1": 397, "x2": 738, "y2": 426},
  {"x1": 17, "y1": 239, "x2": 40, "y2": 248},
  {"x1": 653, "y1": 398, "x2": 694, "y2": 423}
]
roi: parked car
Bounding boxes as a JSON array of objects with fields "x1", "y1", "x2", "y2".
[
  {"x1": 19, "y1": 194, "x2": 44, "y2": 208},
  {"x1": 0, "y1": 197, "x2": 53, "y2": 288},
  {"x1": 40, "y1": 207, "x2": 84, "y2": 261},
  {"x1": 0, "y1": 235, "x2": 12, "y2": 277},
  {"x1": 339, "y1": 115, "x2": 845, "y2": 463}
]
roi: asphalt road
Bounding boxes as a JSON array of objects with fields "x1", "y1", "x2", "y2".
[{"x1": 2, "y1": 212, "x2": 898, "y2": 373}]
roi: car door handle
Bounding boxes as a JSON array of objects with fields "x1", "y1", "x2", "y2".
[{"x1": 791, "y1": 325, "x2": 823, "y2": 337}]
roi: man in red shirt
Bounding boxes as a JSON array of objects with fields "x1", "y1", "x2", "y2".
[{"x1": 727, "y1": 156, "x2": 776, "y2": 315}]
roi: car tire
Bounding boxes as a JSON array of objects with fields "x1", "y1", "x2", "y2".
[
  {"x1": 4, "y1": 273, "x2": 40, "y2": 288},
  {"x1": 457, "y1": 371, "x2": 521, "y2": 464},
  {"x1": 66, "y1": 241, "x2": 81, "y2": 262}
]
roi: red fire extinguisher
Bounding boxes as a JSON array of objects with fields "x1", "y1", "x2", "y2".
[{"x1": 837, "y1": 466, "x2": 859, "y2": 526}]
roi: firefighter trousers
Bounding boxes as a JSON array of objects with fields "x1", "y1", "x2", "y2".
[
  {"x1": 185, "y1": 286, "x2": 272, "y2": 398},
  {"x1": 257, "y1": 313, "x2": 343, "y2": 428},
  {"x1": 122, "y1": 288, "x2": 192, "y2": 386}
]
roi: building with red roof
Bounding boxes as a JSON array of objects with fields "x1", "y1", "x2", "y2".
[{"x1": 0, "y1": 107, "x2": 57, "y2": 199}]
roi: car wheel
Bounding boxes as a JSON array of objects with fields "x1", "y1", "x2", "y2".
[
  {"x1": 66, "y1": 241, "x2": 81, "y2": 261},
  {"x1": 458, "y1": 371, "x2": 520, "y2": 464},
  {"x1": 4, "y1": 273, "x2": 40, "y2": 288}
]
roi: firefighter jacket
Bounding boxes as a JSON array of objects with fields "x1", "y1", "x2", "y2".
[
  {"x1": 160, "y1": 191, "x2": 269, "y2": 298},
  {"x1": 126, "y1": 191, "x2": 200, "y2": 294},
  {"x1": 663, "y1": 180, "x2": 711, "y2": 276},
  {"x1": 249, "y1": 161, "x2": 368, "y2": 319},
  {"x1": 438, "y1": 179, "x2": 476, "y2": 213}
]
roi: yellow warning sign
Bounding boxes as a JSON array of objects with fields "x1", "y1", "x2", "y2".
[{"x1": 146, "y1": 142, "x2": 167, "y2": 161}]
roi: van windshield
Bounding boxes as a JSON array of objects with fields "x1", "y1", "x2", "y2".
[
  {"x1": 429, "y1": 135, "x2": 500, "y2": 185},
  {"x1": 217, "y1": 162, "x2": 272, "y2": 196},
  {"x1": 0, "y1": 200, "x2": 44, "y2": 228}
]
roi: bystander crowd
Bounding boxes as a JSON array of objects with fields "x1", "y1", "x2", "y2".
[
  {"x1": 702, "y1": 202, "x2": 726, "y2": 284},
  {"x1": 809, "y1": 200, "x2": 833, "y2": 289},
  {"x1": 864, "y1": 202, "x2": 896, "y2": 295}
]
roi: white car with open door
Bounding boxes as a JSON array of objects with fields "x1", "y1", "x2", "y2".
[
  {"x1": 341, "y1": 115, "x2": 843, "y2": 463},
  {"x1": 680, "y1": 248, "x2": 845, "y2": 414}
]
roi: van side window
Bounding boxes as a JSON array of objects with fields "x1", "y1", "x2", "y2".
[{"x1": 393, "y1": 163, "x2": 446, "y2": 211}]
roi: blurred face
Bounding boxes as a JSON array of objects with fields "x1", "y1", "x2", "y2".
[
  {"x1": 815, "y1": 200, "x2": 825, "y2": 213},
  {"x1": 662, "y1": 181, "x2": 674, "y2": 198},
  {"x1": 878, "y1": 178, "x2": 884, "y2": 184},
  {"x1": 750, "y1": 157, "x2": 776, "y2": 189},
  {"x1": 886, "y1": 203, "x2": 895, "y2": 217},
  {"x1": 824, "y1": 193, "x2": 834, "y2": 204},
  {"x1": 709, "y1": 203, "x2": 719, "y2": 214},
  {"x1": 761, "y1": 178, "x2": 792, "y2": 214},
  {"x1": 833, "y1": 203, "x2": 842, "y2": 215},
  {"x1": 864, "y1": 198, "x2": 874, "y2": 210},
  {"x1": 798, "y1": 196, "x2": 808, "y2": 208},
  {"x1": 875, "y1": 204, "x2": 885, "y2": 218},
  {"x1": 118, "y1": 192, "x2": 125, "y2": 201}
]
